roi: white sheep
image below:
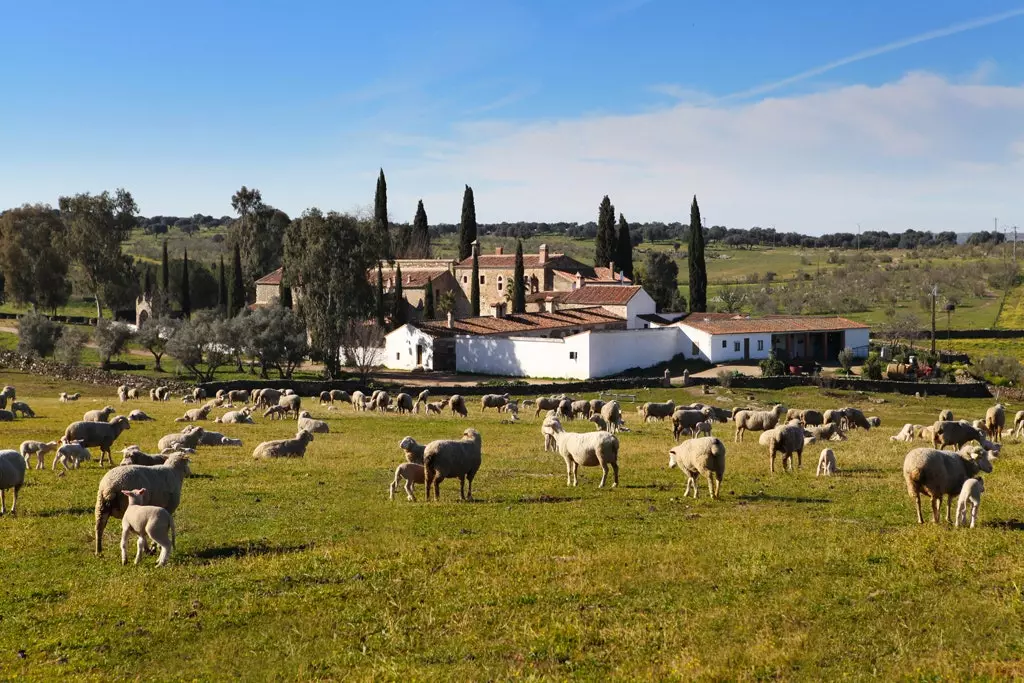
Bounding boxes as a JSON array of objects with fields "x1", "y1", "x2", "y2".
[
  {"x1": 394, "y1": 393, "x2": 414, "y2": 414},
  {"x1": 890, "y1": 423, "x2": 916, "y2": 442},
  {"x1": 671, "y1": 407, "x2": 710, "y2": 440},
  {"x1": 278, "y1": 394, "x2": 302, "y2": 419},
  {"x1": 63, "y1": 416, "x2": 132, "y2": 466},
  {"x1": 734, "y1": 405, "x2": 787, "y2": 442},
  {"x1": 447, "y1": 395, "x2": 468, "y2": 417},
  {"x1": 53, "y1": 441, "x2": 92, "y2": 472},
  {"x1": 389, "y1": 463, "x2": 425, "y2": 502},
  {"x1": 195, "y1": 430, "x2": 242, "y2": 447},
  {"x1": 542, "y1": 418, "x2": 619, "y2": 488},
  {"x1": 0, "y1": 450, "x2": 26, "y2": 515},
  {"x1": 480, "y1": 393, "x2": 510, "y2": 412},
  {"x1": 174, "y1": 405, "x2": 212, "y2": 423},
  {"x1": 217, "y1": 408, "x2": 254, "y2": 424},
  {"x1": 816, "y1": 448, "x2": 836, "y2": 477},
  {"x1": 83, "y1": 405, "x2": 117, "y2": 423},
  {"x1": 127, "y1": 409, "x2": 155, "y2": 422},
  {"x1": 668, "y1": 436, "x2": 725, "y2": 499},
  {"x1": 985, "y1": 404, "x2": 1006, "y2": 443},
  {"x1": 59, "y1": 392, "x2": 81, "y2": 403},
  {"x1": 939, "y1": 409, "x2": 954, "y2": 422},
  {"x1": 423, "y1": 428, "x2": 482, "y2": 500},
  {"x1": 764, "y1": 423, "x2": 805, "y2": 473},
  {"x1": 955, "y1": 477, "x2": 985, "y2": 529},
  {"x1": 398, "y1": 436, "x2": 426, "y2": 464},
  {"x1": 867, "y1": 416, "x2": 881, "y2": 428},
  {"x1": 297, "y1": 410, "x2": 330, "y2": 433},
  {"x1": 20, "y1": 440, "x2": 58, "y2": 470},
  {"x1": 641, "y1": 400, "x2": 675, "y2": 422},
  {"x1": 252, "y1": 430, "x2": 314, "y2": 459},
  {"x1": 533, "y1": 397, "x2": 561, "y2": 417},
  {"x1": 903, "y1": 446, "x2": 996, "y2": 524},
  {"x1": 600, "y1": 401, "x2": 626, "y2": 434},
  {"x1": 542, "y1": 414, "x2": 559, "y2": 452},
  {"x1": 157, "y1": 426, "x2": 206, "y2": 452},
  {"x1": 119, "y1": 488, "x2": 176, "y2": 566}
]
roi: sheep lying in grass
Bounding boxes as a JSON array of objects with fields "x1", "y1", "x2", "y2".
[
  {"x1": 816, "y1": 448, "x2": 836, "y2": 477},
  {"x1": 20, "y1": 440, "x2": 58, "y2": 470},
  {"x1": 253, "y1": 430, "x2": 314, "y2": 459},
  {"x1": 195, "y1": 430, "x2": 243, "y2": 447},
  {"x1": 297, "y1": 410, "x2": 330, "y2": 434},
  {"x1": 389, "y1": 463, "x2": 425, "y2": 502},
  {"x1": 903, "y1": 446, "x2": 996, "y2": 524},
  {"x1": 59, "y1": 392, "x2": 81, "y2": 403},
  {"x1": 53, "y1": 441, "x2": 92, "y2": 472},
  {"x1": 668, "y1": 436, "x2": 725, "y2": 499},
  {"x1": 734, "y1": 405, "x2": 787, "y2": 442},
  {"x1": 84, "y1": 405, "x2": 116, "y2": 423},
  {"x1": 174, "y1": 405, "x2": 211, "y2": 423},
  {"x1": 120, "y1": 447, "x2": 170, "y2": 466},
  {"x1": 157, "y1": 426, "x2": 205, "y2": 453},
  {"x1": 127, "y1": 409, "x2": 155, "y2": 422},
  {"x1": 217, "y1": 408, "x2": 254, "y2": 424},
  {"x1": 423, "y1": 428, "x2": 482, "y2": 501},
  {"x1": 0, "y1": 450, "x2": 27, "y2": 515},
  {"x1": 956, "y1": 477, "x2": 985, "y2": 529},
  {"x1": 119, "y1": 488, "x2": 176, "y2": 566},
  {"x1": 94, "y1": 453, "x2": 191, "y2": 554},
  {"x1": 806, "y1": 423, "x2": 846, "y2": 443},
  {"x1": 0, "y1": 410, "x2": 14, "y2": 422},
  {"x1": 63, "y1": 416, "x2": 131, "y2": 466},
  {"x1": 985, "y1": 404, "x2": 1006, "y2": 443},
  {"x1": 542, "y1": 418, "x2": 619, "y2": 488},
  {"x1": 890, "y1": 424, "x2": 917, "y2": 442},
  {"x1": 867, "y1": 416, "x2": 881, "y2": 428},
  {"x1": 763, "y1": 423, "x2": 805, "y2": 473},
  {"x1": 398, "y1": 436, "x2": 426, "y2": 464}
]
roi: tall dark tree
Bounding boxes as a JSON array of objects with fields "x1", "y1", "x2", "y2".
[
  {"x1": 217, "y1": 256, "x2": 226, "y2": 312},
  {"x1": 160, "y1": 240, "x2": 170, "y2": 294},
  {"x1": 616, "y1": 213, "x2": 634, "y2": 280},
  {"x1": 458, "y1": 185, "x2": 477, "y2": 261},
  {"x1": 594, "y1": 195, "x2": 616, "y2": 267},
  {"x1": 280, "y1": 281, "x2": 293, "y2": 309},
  {"x1": 180, "y1": 248, "x2": 191, "y2": 318},
  {"x1": 423, "y1": 281, "x2": 435, "y2": 320},
  {"x1": 512, "y1": 238, "x2": 526, "y2": 314},
  {"x1": 229, "y1": 243, "x2": 245, "y2": 315},
  {"x1": 470, "y1": 245, "x2": 480, "y2": 316},
  {"x1": 409, "y1": 199, "x2": 431, "y2": 258},
  {"x1": 143, "y1": 267, "x2": 153, "y2": 296},
  {"x1": 688, "y1": 195, "x2": 707, "y2": 312},
  {"x1": 375, "y1": 262, "x2": 386, "y2": 328},
  {"x1": 391, "y1": 264, "x2": 406, "y2": 327},
  {"x1": 230, "y1": 186, "x2": 288, "y2": 295},
  {"x1": 644, "y1": 252, "x2": 680, "y2": 311},
  {"x1": 0, "y1": 204, "x2": 71, "y2": 312},
  {"x1": 374, "y1": 169, "x2": 392, "y2": 260}
]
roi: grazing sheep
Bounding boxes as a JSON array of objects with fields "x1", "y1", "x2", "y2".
[
  {"x1": 217, "y1": 408, "x2": 254, "y2": 424},
  {"x1": 389, "y1": 463, "x2": 425, "y2": 502},
  {"x1": 59, "y1": 392, "x2": 81, "y2": 403},
  {"x1": 842, "y1": 407, "x2": 871, "y2": 430},
  {"x1": 398, "y1": 436, "x2": 426, "y2": 464},
  {"x1": 918, "y1": 425, "x2": 937, "y2": 443},
  {"x1": 867, "y1": 416, "x2": 882, "y2": 428},
  {"x1": 330, "y1": 389, "x2": 352, "y2": 405},
  {"x1": 127, "y1": 409, "x2": 155, "y2": 422},
  {"x1": 0, "y1": 410, "x2": 14, "y2": 422},
  {"x1": 370, "y1": 391, "x2": 391, "y2": 413},
  {"x1": 297, "y1": 410, "x2": 330, "y2": 433},
  {"x1": 157, "y1": 426, "x2": 206, "y2": 453},
  {"x1": 226, "y1": 389, "x2": 250, "y2": 405},
  {"x1": 816, "y1": 448, "x2": 836, "y2": 477},
  {"x1": 588, "y1": 399, "x2": 605, "y2": 416},
  {"x1": 63, "y1": 416, "x2": 132, "y2": 466},
  {"x1": 790, "y1": 409, "x2": 824, "y2": 427},
  {"x1": 933, "y1": 421, "x2": 990, "y2": 451},
  {"x1": 600, "y1": 401, "x2": 626, "y2": 434},
  {"x1": 667, "y1": 436, "x2": 725, "y2": 499},
  {"x1": 415, "y1": 389, "x2": 430, "y2": 406},
  {"x1": 570, "y1": 400, "x2": 592, "y2": 420},
  {"x1": 350, "y1": 390, "x2": 366, "y2": 411},
  {"x1": 534, "y1": 397, "x2": 561, "y2": 417},
  {"x1": 448, "y1": 395, "x2": 468, "y2": 417},
  {"x1": 823, "y1": 408, "x2": 847, "y2": 428},
  {"x1": 807, "y1": 423, "x2": 847, "y2": 442},
  {"x1": 263, "y1": 405, "x2": 289, "y2": 420},
  {"x1": 20, "y1": 440, "x2": 58, "y2": 470},
  {"x1": 119, "y1": 488, "x2": 176, "y2": 566},
  {"x1": 589, "y1": 414, "x2": 608, "y2": 431},
  {"x1": 253, "y1": 388, "x2": 284, "y2": 408},
  {"x1": 0, "y1": 450, "x2": 27, "y2": 515},
  {"x1": 734, "y1": 405, "x2": 787, "y2": 442},
  {"x1": 939, "y1": 409, "x2": 954, "y2": 422},
  {"x1": 672, "y1": 407, "x2": 711, "y2": 441},
  {"x1": 480, "y1": 393, "x2": 510, "y2": 412},
  {"x1": 174, "y1": 405, "x2": 211, "y2": 423},
  {"x1": 956, "y1": 477, "x2": 985, "y2": 529},
  {"x1": 149, "y1": 386, "x2": 170, "y2": 401},
  {"x1": 53, "y1": 441, "x2": 92, "y2": 472},
  {"x1": 903, "y1": 446, "x2": 996, "y2": 524},
  {"x1": 641, "y1": 400, "x2": 675, "y2": 422},
  {"x1": 276, "y1": 394, "x2": 302, "y2": 419},
  {"x1": 890, "y1": 424, "x2": 917, "y2": 443},
  {"x1": 318, "y1": 391, "x2": 332, "y2": 405},
  {"x1": 542, "y1": 414, "x2": 559, "y2": 452},
  {"x1": 252, "y1": 430, "x2": 315, "y2": 459},
  {"x1": 503, "y1": 400, "x2": 519, "y2": 416},
  {"x1": 985, "y1": 404, "x2": 1006, "y2": 443},
  {"x1": 394, "y1": 393, "x2": 414, "y2": 414},
  {"x1": 764, "y1": 423, "x2": 805, "y2": 473},
  {"x1": 556, "y1": 398, "x2": 574, "y2": 421},
  {"x1": 84, "y1": 405, "x2": 117, "y2": 423},
  {"x1": 94, "y1": 453, "x2": 191, "y2": 554},
  {"x1": 423, "y1": 428, "x2": 483, "y2": 501},
  {"x1": 542, "y1": 418, "x2": 619, "y2": 488}
]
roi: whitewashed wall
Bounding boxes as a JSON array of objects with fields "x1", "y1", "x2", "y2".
[
  {"x1": 384, "y1": 325, "x2": 435, "y2": 370},
  {"x1": 625, "y1": 290, "x2": 658, "y2": 329},
  {"x1": 456, "y1": 335, "x2": 591, "y2": 379},
  {"x1": 676, "y1": 325, "x2": 772, "y2": 363},
  {"x1": 585, "y1": 328, "x2": 684, "y2": 377}
]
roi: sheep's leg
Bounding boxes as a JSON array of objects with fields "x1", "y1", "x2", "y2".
[
  {"x1": 945, "y1": 496, "x2": 954, "y2": 524},
  {"x1": 565, "y1": 458, "x2": 573, "y2": 487},
  {"x1": 121, "y1": 528, "x2": 130, "y2": 565},
  {"x1": 405, "y1": 478, "x2": 416, "y2": 501},
  {"x1": 769, "y1": 453, "x2": 775, "y2": 474},
  {"x1": 0, "y1": 489, "x2": 5, "y2": 514},
  {"x1": 36, "y1": 452, "x2": 44, "y2": 470},
  {"x1": 458, "y1": 475, "x2": 466, "y2": 501},
  {"x1": 135, "y1": 535, "x2": 146, "y2": 565},
  {"x1": 955, "y1": 502, "x2": 964, "y2": 528},
  {"x1": 683, "y1": 476, "x2": 694, "y2": 498},
  {"x1": 598, "y1": 461, "x2": 608, "y2": 488},
  {"x1": 155, "y1": 537, "x2": 171, "y2": 566},
  {"x1": 796, "y1": 449, "x2": 803, "y2": 469},
  {"x1": 931, "y1": 496, "x2": 941, "y2": 524},
  {"x1": 610, "y1": 461, "x2": 618, "y2": 488},
  {"x1": 466, "y1": 473, "x2": 474, "y2": 501},
  {"x1": 571, "y1": 462, "x2": 579, "y2": 487},
  {"x1": 971, "y1": 501, "x2": 980, "y2": 529},
  {"x1": 389, "y1": 478, "x2": 397, "y2": 501},
  {"x1": 706, "y1": 473, "x2": 716, "y2": 499},
  {"x1": 913, "y1": 492, "x2": 924, "y2": 524}
]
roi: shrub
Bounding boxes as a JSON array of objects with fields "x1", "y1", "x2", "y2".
[
  {"x1": 54, "y1": 326, "x2": 89, "y2": 367},
  {"x1": 861, "y1": 352, "x2": 884, "y2": 380},
  {"x1": 94, "y1": 318, "x2": 134, "y2": 369},
  {"x1": 17, "y1": 312, "x2": 59, "y2": 357},
  {"x1": 716, "y1": 369, "x2": 742, "y2": 388},
  {"x1": 758, "y1": 351, "x2": 786, "y2": 377},
  {"x1": 837, "y1": 347, "x2": 855, "y2": 373},
  {"x1": 972, "y1": 355, "x2": 1024, "y2": 386}
]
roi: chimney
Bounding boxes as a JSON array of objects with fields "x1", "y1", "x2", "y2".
[
  {"x1": 609, "y1": 261, "x2": 616, "y2": 277},
  {"x1": 495, "y1": 246, "x2": 504, "y2": 255},
  {"x1": 491, "y1": 302, "x2": 505, "y2": 319},
  {"x1": 447, "y1": 312, "x2": 454, "y2": 328},
  {"x1": 538, "y1": 244, "x2": 548, "y2": 264},
  {"x1": 575, "y1": 272, "x2": 583, "y2": 290},
  {"x1": 406, "y1": 273, "x2": 412, "y2": 284},
  {"x1": 471, "y1": 239, "x2": 479, "y2": 257}
]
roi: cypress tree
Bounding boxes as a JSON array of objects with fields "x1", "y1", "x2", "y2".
[
  {"x1": 595, "y1": 195, "x2": 616, "y2": 267},
  {"x1": 217, "y1": 256, "x2": 226, "y2": 312},
  {"x1": 688, "y1": 195, "x2": 707, "y2": 312},
  {"x1": 143, "y1": 267, "x2": 153, "y2": 296},
  {"x1": 374, "y1": 168, "x2": 391, "y2": 260},
  {"x1": 616, "y1": 213, "x2": 634, "y2": 280},
  {"x1": 458, "y1": 185, "x2": 477, "y2": 261},
  {"x1": 391, "y1": 264, "x2": 405, "y2": 327},
  {"x1": 229, "y1": 242, "x2": 245, "y2": 315},
  {"x1": 375, "y1": 262, "x2": 386, "y2": 328},
  {"x1": 161, "y1": 240, "x2": 170, "y2": 293},
  {"x1": 280, "y1": 282, "x2": 293, "y2": 309},
  {"x1": 423, "y1": 281, "x2": 435, "y2": 320},
  {"x1": 180, "y1": 248, "x2": 191, "y2": 319},
  {"x1": 412, "y1": 199, "x2": 430, "y2": 258},
  {"x1": 470, "y1": 246, "x2": 480, "y2": 316},
  {"x1": 512, "y1": 238, "x2": 526, "y2": 314}
]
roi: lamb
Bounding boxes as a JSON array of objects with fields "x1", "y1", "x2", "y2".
[
  {"x1": 423, "y1": 428, "x2": 483, "y2": 500},
  {"x1": 867, "y1": 416, "x2": 882, "y2": 428},
  {"x1": 734, "y1": 404, "x2": 787, "y2": 442},
  {"x1": 542, "y1": 418, "x2": 619, "y2": 488},
  {"x1": 394, "y1": 393, "x2": 414, "y2": 414},
  {"x1": 570, "y1": 400, "x2": 591, "y2": 419},
  {"x1": 127, "y1": 409, "x2": 155, "y2": 422},
  {"x1": 667, "y1": 436, "x2": 725, "y2": 499},
  {"x1": 424, "y1": 401, "x2": 444, "y2": 415},
  {"x1": 20, "y1": 440, "x2": 58, "y2": 470},
  {"x1": 0, "y1": 450, "x2": 27, "y2": 515},
  {"x1": 53, "y1": 441, "x2": 92, "y2": 472},
  {"x1": 816, "y1": 448, "x2": 837, "y2": 477},
  {"x1": 448, "y1": 394, "x2": 468, "y2": 417},
  {"x1": 174, "y1": 405, "x2": 211, "y2": 423},
  {"x1": 252, "y1": 429, "x2": 315, "y2": 459},
  {"x1": 589, "y1": 414, "x2": 608, "y2": 431},
  {"x1": 297, "y1": 410, "x2": 330, "y2": 433},
  {"x1": 985, "y1": 403, "x2": 1006, "y2": 443},
  {"x1": 389, "y1": 463, "x2": 425, "y2": 502},
  {"x1": 956, "y1": 477, "x2": 985, "y2": 529},
  {"x1": 217, "y1": 408, "x2": 254, "y2": 424},
  {"x1": 890, "y1": 424, "x2": 917, "y2": 443},
  {"x1": 903, "y1": 446, "x2": 995, "y2": 524},
  {"x1": 933, "y1": 420, "x2": 990, "y2": 451},
  {"x1": 263, "y1": 405, "x2": 289, "y2": 420},
  {"x1": 600, "y1": 401, "x2": 626, "y2": 434},
  {"x1": 157, "y1": 426, "x2": 206, "y2": 452},
  {"x1": 534, "y1": 397, "x2": 561, "y2": 417},
  {"x1": 763, "y1": 423, "x2": 805, "y2": 473},
  {"x1": 83, "y1": 405, "x2": 117, "y2": 423},
  {"x1": 671, "y1": 407, "x2": 711, "y2": 441},
  {"x1": 641, "y1": 400, "x2": 675, "y2": 422},
  {"x1": 195, "y1": 430, "x2": 243, "y2": 447},
  {"x1": 63, "y1": 416, "x2": 131, "y2": 466},
  {"x1": 59, "y1": 392, "x2": 81, "y2": 403},
  {"x1": 398, "y1": 436, "x2": 426, "y2": 464},
  {"x1": 939, "y1": 409, "x2": 954, "y2": 422},
  {"x1": 692, "y1": 421, "x2": 713, "y2": 438},
  {"x1": 480, "y1": 393, "x2": 510, "y2": 412},
  {"x1": 118, "y1": 488, "x2": 177, "y2": 566}
]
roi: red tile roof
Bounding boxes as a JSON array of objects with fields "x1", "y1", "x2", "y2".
[
  {"x1": 679, "y1": 315, "x2": 870, "y2": 335},
  {"x1": 417, "y1": 306, "x2": 625, "y2": 337},
  {"x1": 561, "y1": 285, "x2": 643, "y2": 306},
  {"x1": 374, "y1": 269, "x2": 448, "y2": 288},
  {"x1": 255, "y1": 267, "x2": 283, "y2": 286}
]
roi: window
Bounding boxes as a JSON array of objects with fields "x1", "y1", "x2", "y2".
[
  {"x1": 643, "y1": 324, "x2": 649, "y2": 329},
  {"x1": 757, "y1": 339, "x2": 764, "y2": 351},
  {"x1": 734, "y1": 342, "x2": 740, "y2": 352},
  {"x1": 396, "y1": 353, "x2": 400, "y2": 360},
  {"x1": 480, "y1": 275, "x2": 486, "y2": 285},
  {"x1": 569, "y1": 351, "x2": 578, "y2": 360},
  {"x1": 497, "y1": 275, "x2": 504, "y2": 291},
  {"x1": 462, "y1": 275, "x2": 468, "y2": 283},
  {"x1": 692, "y1": 342, "x2": 699, "y2": 355},
  {"x1": 722, "y1": 340, "x2": 727, "y2": 348}
]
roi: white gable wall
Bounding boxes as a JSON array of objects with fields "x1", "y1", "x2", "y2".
[
  {"x1": 675, "y1": 324, "x2": 773, "y2": 364},
  {"x1": 384, "y1": 324, "x2": 436, "y2": 370},
  {"x1": 585, "y1": 328, "x2": 684, "y2": 377}
]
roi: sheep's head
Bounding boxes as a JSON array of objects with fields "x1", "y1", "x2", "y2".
[
  {"x1": 297, "y1": 429, "x2": 315, "y2": 442},
  {"x1": 122, "y1": 488, "x2": 147, "y2": 504},
  {"x1": 298, "y1": 410, "x2": 311, "y2": 419},
  {"x1": 399, "y1": 436, "x2": 418, "y2": 451},
  {"x1": 112, "y1": 416, "x2": 131, "y2": 430},
  {"x1": 462, "y1": 428, "x2": 481, "y2": 444},
  {"x1": 975, "y1": 476, "x2": 986, "y2": 491},
  {"x1": 773, "y1": 404, "x2": 787, "y2": 417},
  {"x1": 541, "y1": 419, "x2": 563, "y2": 436},
  {"x1": 121, "y1": 444, "x2": 142, "y2": 454},
  {"x1": 167, "y1": 454, "x2": 193, "y2": 476},
  {"x1": 668, "y1": 448, "x2": 679, "y2": 469}
]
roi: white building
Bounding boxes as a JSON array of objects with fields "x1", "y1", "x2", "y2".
[{"x1": 528, "y1": 284, "x2": 656, "y2": 329}]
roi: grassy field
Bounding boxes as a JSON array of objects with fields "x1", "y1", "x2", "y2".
[
  {"x1": 2, "y1": 373, "x2": 1024, "y2": 679},
  {"x1": 996, "y1": 281, "x2": 1024, "y2": 329}
]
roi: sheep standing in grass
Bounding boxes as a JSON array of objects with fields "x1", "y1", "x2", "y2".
[
  {"x1": 734, "y1": 405, "x2": 787, "y2": 442},
  {"x1": 0, "y1": 450, "x2": 27, "y2": 514},
  {"x1": 119, "y1": 488, "x2": 176, "y2": 566},
  {"x1": 84, "y1": 406, "x2": 117, "y2": 423},
  {"x1": 20, "y1": 440, "x2": 58, "y2": 470},
  {"x1": 448, "y1": 395, "x2": 468, "y2": 417},
  {"x1": 330, "y1": 390, "x2": 351, "y2": 405},
  {"x1": 903, "y1": 446, "x2": 995, "y2": 524},
  {"x1": 641, "y1": 400, "x2": 675, "y2": 422},
  {"x1": 589, "y1": 414, "x2": 608, "y2": 431},
  {"x1": 556, "y1": 398, "x2": 574, "y2": 420},
  {"x1": 764, "y1": 423, "x2": 805, "y2": 473},
  {"x1": 956, "y1": 477, "x2": 985, "y2": 529},
  {"x1": 823, "y1": 409, "x2": 846, "y2": 428},
  {"x1": 816, "y1": 448, "x2": 836, "y2": 477},
  {"x1": 278, "y1": 394, "x2": 302, "y2": 419},
  {"x1": 534, "y1": 397, "x2": 561, "y2": 417},
  {"x1": 263, "y1": 405, "x2": 289, "y2": 420},
  {"x1": 394, "y1": 393, "x2": 414, "y2": 414},
  {"x1": 297, "y1": 410, "x2": 330, "y2": 433},
  {"x1": 842, "y1": 407, "x2": 871, "y2": 430},
  {"x1": 318, "y1": 391, "x2": 332, "y2": 405},
  {"x1": 985, "y1": 404, "x2": 1006, "y2": 443},
  {"x1": 60, "y1": 392, "x2": 81, "y2": 403},
  {"x1": 667, "y1": 436, "x2": 725, "y2": 499},
  {"x1": 53, "y1": 441, "x2": 92, "y2": 472},
  {"x1": 423, "y1": 428, "x2": 482, "y2": 501},
  {"x1": 480, "y1": 393, "x2": 510, "y2": 412},
  {"x1": 63, "y1": 416, "x2": 131, "y2": 466},
  {"x1": 542, "y1": 418, "x2": 619, "y2": 488},
  {"x1": 252, "y1": 430, "x2": 315, "y2": 459},
  {"x1": 600, "y1": 401, "x2": 626, "y2": 434},
  {"x1": 570, "y1": 400, "x2": 591, "y2": 420},
  {"x1": 671, "y1": 407, "x2": 711, "y2": 441},
  {"x1": 398, "y1": 436, "x2": 426, "y2": 464},
  {"x1": 389, "y1": 463, "x2": 425, "y2": 501},
  {"x1": 542, "y1": 415, "x2": 559, "y2": 452},
  {"x1": 350, "y1": 391, "x2": 366, "y2": 411},
  {"x1": 117, "y1": 385, "x2": 129, "y2": 403},
  {"x1": 933, "y1": 421, "x2": 990, "y2": 451}
]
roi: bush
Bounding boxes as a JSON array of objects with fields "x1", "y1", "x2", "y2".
[
  {"x1": 758, "y1": 351, "x2": 786, "y2": 377},
  {"x1": 837, "y1": 347, "x2": 855, "y2": 373},
  {"x1": 94, "y1": 318, "x2": 134, "y2": 369},
  {"x1": 17, "y1": 312, "x2": 59, "y2": 358},
  {"x1": 717, "y1": 369, "x2": 742, "y2": 388},
  {"x1": 861, "y1": 352, "x2": 884, "y2": 380},
  {"x1": 972, "y1": 355, "x2": 1024, "y2": 386},
  {"x1": 54, "y1": 326, "x2": 89, "y2": 367}
]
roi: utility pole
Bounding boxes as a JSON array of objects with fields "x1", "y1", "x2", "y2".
[
  {"x1": 856, "y1": 223, "x2": 861, "y2": 250},
  {"x1": 930, "y1": 284, "x2": 938, "y2": 355}
]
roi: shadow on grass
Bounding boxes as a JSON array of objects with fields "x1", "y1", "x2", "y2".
[
  {"x1": 988, "y1": 519, "x2": 1024, "y2": 531},
  {"x1": 835, "y1": 467, "x2": 887, "y2": 479},
  {"x1": 187, "y1": 473, "x2": 215, "y2": 480},
  {"x1": 190, "y1": 539, "x2": 313, "y2": 561},
  {"x1": 35, "y1": 506, "x2": 93, "y2": 518},
  {"x1": 738, "y1": 492, "x2": 831, "y2": 504},
  {"x1": 516, "y1": 494, "x2": 576, "y2": 504}
]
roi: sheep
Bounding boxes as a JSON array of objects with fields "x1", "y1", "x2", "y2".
[
  {"x1": 933, "y1": 420, "x2": 990, "y2": 451},
  {"x1": 174, "y1": 405, "x2": 211, "y2": 423},
  {"x1": 59, "y1": 392, "x2": 81, "y2": 403},
  {"x1": 672, "y1": 407, "x2": 711, "y2": 441},
  {"x1": 890, "y1": 424, "x2": 917, "y2": 443},
  {"x1": 20, "y1": 440, "x2": 58, "y2": 470},
  {"x1": 985, "y1": 404, "x2": 1006, "y2": 443},
  {"x1": 570, "y1": 400, "x2": 591, "y2": 420},
  {"x1": 903, "y1": 446, "x2": 996, "y2": 524},
  {"x1": 252, "y1": 429, "x2": 315, "y2": 459},
  {"x1": 127, "y1": 409, "x2": 155, "y2": 422},
  {"x1": 63, "y1": 416, "x2": 131, "y2": 466},
  {"x1": 534, "y1": 397, "x2": 561, "y2": 417},
  {"x1": 641, "y1": 400, "x2": 675, "y2": 422},
  {"x1": 330, "y1": 389, "x2": 351, "y2": 405},
  {"x1": 480, "y1": 393, "x2": 510, "y2": 412},
  {"x1": 971, "y1": 419, "x2": 986, "y2": 432},
  {"x1": 542, "y1": 414, "x2": 559, "y2": 452},
  {"x1": 0, "y1": 450, "x2": 27, "y2": 515},
  {"x1": 118, "y1": 488, "x2": 177, "y2": 566},
  {"x1": 423, "y1": 428, "x2": 483, "y2": 500},
  {"x1": 448, "y1": 394, "x2": 468, "y2": 417},
  {"x1": 503, "y1": 400, "x2": 519, "y2": 416},
  {"x1": 350, "y1": 390, "x2": 366, "y2": 411},
  {"x1": 181, "y1": 396, "x2": 196, "y2": 405},
  {"x1": 600, "y1": 401, "x2": 625, "y2": 434},
  {"x1": 253, "y1": 388, "x2": 284, "y2": 409},
  {"x1": 195, "y1": 430, "x2": 243, "y2": 447},
  {"x1": 589, "y1": 414, "x2": 608, "y2": 431},
  {"x1": 807, "y1": 423, "x2": 847, "y2": 442},
  {"x1": 424, "y1": 401, "x2": 444, "y2": 415},
  {"x1": 126, "y1": 387, "x2": 140, "y2": 400},
  {"x1": 956, "y1": 477, "x2": 985, "y2": 529},
  {"x1": 370, "y1": 391, "x2": 391, "y2": 413},
  {"x1": 0, "y1": 385, "x2": 15, "y2": 402},
  {"x1": 263, "y1": 405, "x2": 289, "y2": 420},
  {"x1": 0, "y1": 410, "x2": 14, "y2": 422},
  {"x1": 557, "y1": 398, "x2": 574, "y2": 421},
  {"x1": 588, "y1": 399, "x2": 605, "y2": 416},
  {"x1": 823, "y1": 408, "x2": 846, "y2": 428},
  {"x1": 788, "y1": 409, "x2": 824, "y2": 427},
  {"x1": 939, "y1": 409, "x2": 954, "y2": 422},
  {"x1": 227, "y1": 389, "x2": 250, "y2": 405},
  {"x1": 415, "y1": 389, "x2": 430, "y2": 407},
  {"x1": 763, "y1": 423, "x2": 805, "y2": 473},
  {"x1": 283, "y1": 389, "x2": 296, "y2": 396},
  {"x1": 271, "y1": 394, "x2": 299, "y2": 419},
  {"x1": 192, "y1": 387, "x2": 207, "y2": 401},
  {"x1": 217, "y1": 408, "x2": 254, "y2": 424},
  {"x1": 398, "y1": 436, "x2": 426, "y2": 464},
  {"x1": 297, "y1": 410, "x2": 330, "y2": 433},
  {"x1": 542, "y1": 418, "x2": 619, "y2": 488},
  {"x1": 522, "y1": 399, "x2": 536, "y2": 408},
  {"x1": 816, "y1": 448, "x2": 836, "y2": 477},
  {"x1": 842, "y1": 407, "x2": 871, "y2": 431},
  {"x1": 157, "y1": 426, "x2": 205, "y2": 452},
  {"x1": 919, "y1": 425, "x2": 937, "y2": 443},
  {"x1": 389, "y1": 463, "x2": 425, "y2": 502},
  {"x1": 734, "y1": 404, "x2": 787, "y2": 442},
  {"x1": 318, "y1": 391, "x2": 332, "y2": 405},
  {"x1": 867, "y1": 416, "x2": 882, "y2": 428},
  {"x1": 150, "y1": 386, "x2": 170, "y2": 401},
  {"x1": 117, "y1": 385, "x2": 129, "y2": 402},
  {"x1": 53, "y1": 441, "x2": 92, "y2": 472},
  {"x1": 120, "y1": 448, "x2": 170, "y2": 466},
  {"x1": 692, "y1": 421, "x2": 713, "y2": 438},
  {"x1": 667, "y1": 436, "x2": 725, "y2": 499},
  {"x1": 93, "y1": 453, "x2": 191, "y2": 553},
  {"x1": 394, "y1": 393, "x2": 414, "y2": 414},
  {"x1": 84, "y1": 405, "x2": 117, "y2": 423}
]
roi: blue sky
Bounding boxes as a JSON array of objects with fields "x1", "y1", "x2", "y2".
[{"x1": 2, "y1": 0, "x2": 1023, "y2": 234}]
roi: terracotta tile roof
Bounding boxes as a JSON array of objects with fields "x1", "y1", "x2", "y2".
[
  {"x1": 679, "y1": 314, "x2": 870, "y2": 335},
  {"x1": 416, "y1": 306, "x2": 625, "y2": 338},
  {"x1": 526, "y1": 290, "x2": 569, "y2": 304},
  {"x1": 561, "y1": 285, "x2": 642, "y2": 306},
  {"x1": 455, "y1": 252, "x2": 584, "y2": 271},
  {"x1": 374, "y1": 269, "x2": 447, "y2": 288},
  {"x1": 255, "y1": 267, "x2": 283, "y2": 286},
  {"x1": 551, "y1": 267, "x2": 630, "y2": 284}
]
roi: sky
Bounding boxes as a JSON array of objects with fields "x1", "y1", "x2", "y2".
[{"x1": 1, "y1": 0, "x2": 1023, "y2": 235}]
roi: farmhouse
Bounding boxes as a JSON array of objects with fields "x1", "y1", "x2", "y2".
[{"x1": 528, "y1": 284, "x2": 655, "y2": 329}]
